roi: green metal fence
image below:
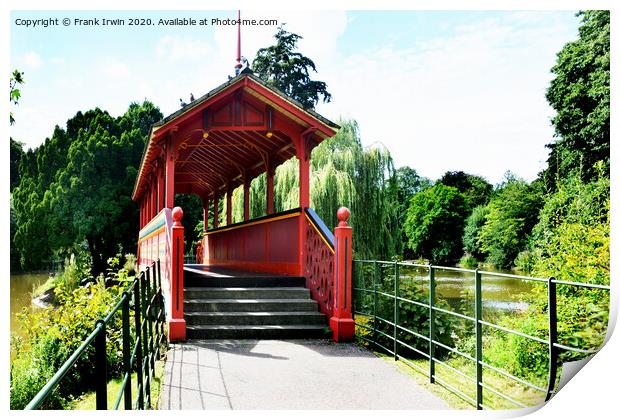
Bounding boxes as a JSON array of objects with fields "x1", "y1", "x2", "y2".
[
  {"x1": 352, "y1": 260, "x2": 610, "y2": 410},
  {"x1": 25, "y1": 260, "x2": 167, "y2": 410}
]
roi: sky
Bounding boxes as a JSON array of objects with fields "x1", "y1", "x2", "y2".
[{"x1": 9, "y1": 10, "x2": 580, "y2": 184}]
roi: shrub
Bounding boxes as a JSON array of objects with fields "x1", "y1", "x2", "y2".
[
  {"x1": 514, "y1": 250, "x2": 536, "y2": 273},
  {"x1": 458, "y1": 254, "x2": 479, "y2": 269},
  {"x1": 11, "y1": 278, "x2": 125, "y2": 409}
]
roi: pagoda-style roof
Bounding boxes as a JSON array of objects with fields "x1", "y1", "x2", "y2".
[{"x1": 132, "y1": 68, "x2": 339, "y2": 201}]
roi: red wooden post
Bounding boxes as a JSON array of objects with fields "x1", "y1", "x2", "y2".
[
  {"x1": 243, "y1": 176, "x2": 251, "y2": 221},
  {"x1": 165, "y1": 139, "x2": 175, "y2": 209},
  {"x1": 226, "y1": 186, "x2": 232, "y2": 225},
  {"x1": 213, "y1": 194, "x2": 219, "y2": 228},
  {"x1": 151, "y1": 179, "x2": 157, "y2": 218},
  {"x1": 298, "y1": 134, "x2": 311, "y2": 276},
  {"x1": 329, "y1": 207, "x2": 355, "y2": 342},
  {"x1": 168, "y1": 206, "x2": 186, "y2": 341},
  {"x1": 157, "y1": 162, "x2": 165, "y2": 212},
  {"x1": 266, "y1": 159, "x2": 275, "y2": 215}
]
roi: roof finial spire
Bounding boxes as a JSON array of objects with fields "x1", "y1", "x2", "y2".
[{"x1": 235, "y1": 10, "x2": 242, "y2": 76}]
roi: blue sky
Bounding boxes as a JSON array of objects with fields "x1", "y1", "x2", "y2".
[{"x1": 10, "y1": 10, "x2": 580, "y2": 183}]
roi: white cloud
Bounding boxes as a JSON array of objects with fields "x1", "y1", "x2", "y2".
[
  {"x1": 19, "y1": 51, "x2": 42, "y2": 69},
  {"x1": 317, "y1": 13, "x2": 577, "y2": 183},
  {"x1": 155, "y1": 35, "x2": 213, "y2": 62},
  {"x1": 101, "y1": 57, "x2": 130, "y2": 78}
]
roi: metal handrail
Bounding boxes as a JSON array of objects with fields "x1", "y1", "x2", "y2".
[
  {"x1": 25, "y1": 260, "x2": 166, "y2": 410},
  {"x1": 351, "y1": 259, "x2": 610, "y2": 410}
]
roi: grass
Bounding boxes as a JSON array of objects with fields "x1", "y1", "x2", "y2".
[
  {"x1": 71, "y1": 360, "x2": 165, "y2": 410},
  {"x1": 354, "y1": 317, "x2": 548, "y2": 410}
]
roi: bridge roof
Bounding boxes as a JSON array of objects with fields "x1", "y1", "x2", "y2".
[{"x1": 132, "y1": 68, "x2": 339, "y2": 201}]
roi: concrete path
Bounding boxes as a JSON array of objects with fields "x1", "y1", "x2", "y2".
[{"x1": 159, "y1": 339, "x2": 449, "y2": 410}]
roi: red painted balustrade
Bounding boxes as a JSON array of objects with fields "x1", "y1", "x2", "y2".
[
  {"x1": 137, "y1": 207, "x2": 186, "y2": 341},
  {"x1": 198, "y1": 206, "x2": 355, "y2": 342},
  {"x1": 201, "y1": 208, "x2": 302, "y2": 276}
]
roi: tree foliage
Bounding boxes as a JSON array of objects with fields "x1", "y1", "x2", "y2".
[
  {"x1": 252, "y1": 25, "x2": 332, "y2": 109},
  {"x1": 477, "y1": 174, "x2": 543, "y2": 268},
  {"x1": 404, "y1": 184, "x2": 467, "y2": 264},
  {"x1": 462, "y1": 205, "x2": 489, "y2": 260},
  {"x1": 10, "y1": 69, "x2": 24, "y2": 126},
  {"x1": 12, "y1": 102, "x2": 162, "y2": 273},
  {"x1": 438, "y1": 170, "x2": 492, "y2": 210},
  {"x1": 544, "y1": 10, "x2": 610, "y2": 186}
]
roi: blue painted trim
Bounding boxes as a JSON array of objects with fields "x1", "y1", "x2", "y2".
[{"x1": 305, "y1": 207, "x2": 335, "y2": 249}]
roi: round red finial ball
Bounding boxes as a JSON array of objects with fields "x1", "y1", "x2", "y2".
[
  {"x1": 337, "y1": 207, "x2": 350, "y2": 226},
  {"x1": 172, "y1": 207, "x2": 184, "y2": 226}
]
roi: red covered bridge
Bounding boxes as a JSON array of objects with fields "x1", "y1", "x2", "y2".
[{"x1": 132, "y1": 68, "x2": 354, "y2": 342}]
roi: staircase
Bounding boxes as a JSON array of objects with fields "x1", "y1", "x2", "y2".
[{"x1": 183, "y1": 266, "x2": 328, "y2": 339}]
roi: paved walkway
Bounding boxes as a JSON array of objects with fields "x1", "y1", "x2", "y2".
[{"x1": 159, "y1": 339, "x2": 449, "y2": 410}]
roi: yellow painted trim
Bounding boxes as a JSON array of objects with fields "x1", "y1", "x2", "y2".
[
  {"x1": 138, "y1": 225, "x2": 166, "y2": 243},
  {"x1": 305, "y1": 213, "x2": 335, "y2": 253},
  {"x1": 139, "y1": 209, "x2": 166, "y2": 235},
  {"x1": 207, "y1": 212, "x2": 301, "y2": 235}
]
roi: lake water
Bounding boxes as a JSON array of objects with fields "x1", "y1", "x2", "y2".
[
  {"x1": 10, "y1": 272, "x2": 48, "y2": 338},
  {"x1": 430, "y1": 267, "x2": 539, "y2": 318},
  {"x1": 355, "y1": 263, "x2": 541, "y2": 321}
]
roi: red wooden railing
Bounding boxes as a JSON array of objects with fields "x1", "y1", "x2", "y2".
[
  {"x1": 303, "y1": 208, "x2": 335, "y2": 317},
  {"x1": 138, "y1": 206, "x2": 186, "y2": 341},
  {"x1": 198, "y1": 206, "x2": 355, "y2": 342},
  {"x1": 200, "y1": 208, "x2": 302, "y2": 276}
]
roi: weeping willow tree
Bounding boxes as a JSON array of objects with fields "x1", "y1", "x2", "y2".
[{"x1": 230, "y1": 119, "x2": 401, "y2": 259}]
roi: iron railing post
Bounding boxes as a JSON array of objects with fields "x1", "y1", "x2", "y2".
[
  {"x1": 429, "y1": 265, "x2": 436, "y2": 384},
  {"x1": 146, "y1": 265, "x2": 156, "y2": 379},
  {"x1": 394, "y1": 262, "x2": 400, "y2": 360},
  {"x1": 134, "y1": 276, "x2": 144, "y2": 409},
  {"x1": 122, "y1": 293, "x2": 132, "y2": 410},
  {"x1": 545, "y1": 277, "x2": 558, "y2": 402},
  {"x1": 141, "y1": 272, "x2": 151, "y2": 408},
  {"x1": 154, "y1": 260, "x2": 161, "y2": 358},
  {"x1": 95, "y1": 320, "x2": 107, "y2": 410},
  {"x1": 475, "y1": 269, "x2": 483, "y2": 410},
  {"x1": 373, "y1": 261, "x2": 379, "y2": 344}
]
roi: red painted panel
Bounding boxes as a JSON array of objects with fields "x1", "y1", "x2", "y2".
[
  {"x1": 244, "y1": 223, "x2": 266, "y2": 261},
  {"x1": 268, "y1": 217, "x2": 298, "y2": 262},
  {"x1": 204, "y1": 212, "x2": 300, "y2": 275}
]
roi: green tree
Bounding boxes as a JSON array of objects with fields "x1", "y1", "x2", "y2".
[
  {"x1": 438, "y1": 170, "x2": 492, "y2": 210},
  {"x1": 544, "y1": 11, "x2": 610, "y2": 187},
  {"x1": 478, "y1": 174, "x2": 543, "y2": 268},
  {"x1": 10, "y1": 138, "x2": 24, "y2": 191},
  {"x1": 252, "y1": 25, "x2": 332, "y2": 109},
  {"x1": 12, "y1": 102, "x2": 162, "y2": 273},
  {"x1": 462, "y1": 205, "x2": 489, "y2": 260},
  {"x1": 404, "y1": 184, "x2": 468, "y2": 264},
  {"x1": 10, "y1": 69, "x2": 24, "y2": 125},
  {"x1": 395, "y1": 166, "x2": 432, "y2": 259}
]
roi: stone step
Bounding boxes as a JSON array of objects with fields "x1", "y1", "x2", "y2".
[
  {"x1": 184, "y1": 287, "x2": 310, "y2": 300},
  {"x1": 185, "y1": 311, "x2": 326, "y2": 326},
  {"x1": 184, "y1": 298, "x2": 318, "y2": 313},
  {"x1": 186, "y1": 324, "x2": 329, "y2": 340},
  {"x1": 183, "y1": 273, "x2": 305, "y2": 288}
]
